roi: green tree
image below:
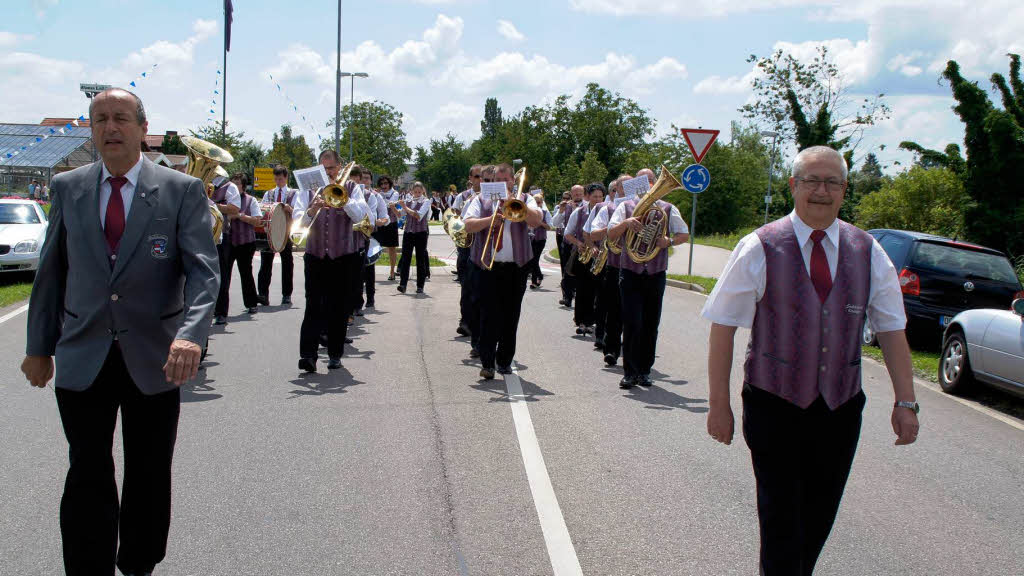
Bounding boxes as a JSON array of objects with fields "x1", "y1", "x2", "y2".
[
  {"x1": 324, "y1": 100, "x2": 412, "y2": 178},
  {"x1": 855, "y1": 166, "x2": 972, "y2": 237},
  {"x1": 161, "y1": 133, "x2": 186, "y2": 155},
  {"x1": 189, "y1": 123, "x2": 266, "y2": 179},
  {"x1": 266, "y1": 125, "x2": 315, "y2": 186},
  {"x1": 570, "y1": 83, "x2": 656, "y2": 179},
  {"x1": 578, "y1": 148, "x2": 608, "y2": 185},
  {"x1": 481, "y1": 97, "x2": 503, "y2": 138},
  {"x1": 413, "y1": 133, "x2": 474, "y2": 193},
  {"x1": 901, "y1": 54, "x2": 1024, "y2": 254}
]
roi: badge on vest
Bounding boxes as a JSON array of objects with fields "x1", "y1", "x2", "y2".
[
  {"x1": 149, "y1": 234, "x2": 169, "y2": 259},
  {"x1": 845, "y1": 304, "x2": 864, "y2": 315}
]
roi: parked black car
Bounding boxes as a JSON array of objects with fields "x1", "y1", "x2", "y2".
[{"x1": 863, "y1": 229, "x2": 1024, "y2": 345}]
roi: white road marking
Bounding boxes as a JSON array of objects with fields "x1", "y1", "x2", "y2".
[
  {"x1": 0, "y1": 304, "x2": 28, "y2": 326},
  {"x1": 915, "y1": 377, "x2": 1024, "y2": 432},
  {"x1": 505, "y1": 366, "x2": 584, "y2": 576}
]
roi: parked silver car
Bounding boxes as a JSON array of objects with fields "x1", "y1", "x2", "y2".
[
  {"x1": 939, "y1": 299, "x2": 1024, "y2": 398},
  {"x1": 0, "y1": 199, "x2": 48, "y2": 273}
]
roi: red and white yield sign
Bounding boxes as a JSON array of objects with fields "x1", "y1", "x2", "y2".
[{"x1": 680, "y1": 128, "x2": 720, "y2": 164}]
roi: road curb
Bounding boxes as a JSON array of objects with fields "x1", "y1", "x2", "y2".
[{"x1": 544, "y1": 250, "x2": 708, "y2": 295}]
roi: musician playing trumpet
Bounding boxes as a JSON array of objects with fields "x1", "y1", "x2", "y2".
[
  {"x1": 462, "y1": 163, "x2": 544, "y2": 379},
  {"x1": 606, "y1": 168, "x2": 689, "y2": 389},
  {"x1": 396, "y1": 182, "x2": 432, "y2": 294}
]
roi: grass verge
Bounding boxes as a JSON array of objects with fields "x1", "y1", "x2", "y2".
[
  {"x1": 0, "y1": 271, "x2": 34, "y2": 309},
  {"x1": 692, "y1": 228, "x2": 754, "y2": 251},
  {"x1": 374, "y1": 253, "x2": 447, "y2": 267},
  {"x1": 861, "y1": 344, "x2": 941, "y2": 383},
  {"x1": 667, "y1": 273, "x2": 717, "y2": 293}
]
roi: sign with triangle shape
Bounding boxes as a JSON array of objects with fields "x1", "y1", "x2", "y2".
[{"x1": 680, "y1": 128, "x2": 720, "y2": 164}]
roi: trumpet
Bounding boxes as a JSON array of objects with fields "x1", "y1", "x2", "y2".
[{"x1": 480, "y1": 166, "x2": 528, "y2": 270}]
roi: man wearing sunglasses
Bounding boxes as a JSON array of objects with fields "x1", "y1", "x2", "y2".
[{"x1": 701, "y1": 146, "x2": 918, "y2": 576}]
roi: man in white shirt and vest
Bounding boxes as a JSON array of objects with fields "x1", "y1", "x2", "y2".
[
  {"x1": 257, "y1": 165, "x2": 301, "y2": 306},
  {"x1": 702, "y1": 146, "x2": 920, "y2": 576}
]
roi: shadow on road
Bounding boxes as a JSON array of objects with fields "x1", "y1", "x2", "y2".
[
  {"x1": 288, "y1": 366, "x2": 363, "y2": 398},
  {"x1": 623, "y1": 383, "x2": 708, "y2": 413},
  {"x1": 470, "y1": 374, "x2": 554, "y2": 403},
  {"x1": 181, "y1": 368, "x2": 223, "y2": 403}
]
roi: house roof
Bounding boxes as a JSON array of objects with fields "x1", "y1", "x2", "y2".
[
  {"x1": 0, "y1": 124, "x2": 92, "y2": 169},
  {"x1": 41, "y1": 117, "x2": 91, "y2": 128}
]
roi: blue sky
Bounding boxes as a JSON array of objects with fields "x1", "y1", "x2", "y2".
[{"x1": 3, "y1": 1, "x2": 1022, "y2": 171}]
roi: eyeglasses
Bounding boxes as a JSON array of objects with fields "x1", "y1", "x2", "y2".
[
  {"x1": 471, "y1": 174, "x2": 481, "y2": 179},
  {"x1": 482, "y1": 178, "x2": 493, "y2": 182},
  {"x1": 796, "y1": 177, "x2": 845, "y2": 193}
]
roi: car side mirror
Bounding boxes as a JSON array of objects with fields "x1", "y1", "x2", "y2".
[{"x1": 1013, "y1": 299, "x2": 1024, "y2": 317}]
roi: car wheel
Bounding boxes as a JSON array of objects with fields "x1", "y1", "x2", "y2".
[
  {"x1": 862, "y1": 319, "x2": 877, "y2": 347},
  {"x1": 939, "y1": 331, "x2": 974, "y2": 394}
]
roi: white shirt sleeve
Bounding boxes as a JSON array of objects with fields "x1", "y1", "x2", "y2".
[
  {"x1": 564, "y1": 206, "x2": 585, "y2": 238},
  {"x1": 590, "y1": 205, "x2": 612, "y2": 231},
  {"x1": 225, "y1": 183, "x2": 242, "y2": 209},
  {"x1": 453, "y1": 193, "x2": 466, "y2": 211},
  {"x1": 583, "y1": 206, "x2": 602, "y2": 234},
  {"x1": 668, "y1": 205, "x2": 689, "y2": 235},
  {"x1": 551, "y1": 207, "x2": 567, "y2": 228},
  {"x1": 866, "y1": 238, "x2": 908, "y2": 332},
  {"x1": 375, "y1": 195, "x2": 389, "y2": 219},
  {"x1": 343, "y1": 184, "x2": 367, "y2": 222},
  {"x1": 416, "y1": 198, "x2": 432, "y2": 220},
  {"x1": 700, "y1": 233, "x2": 765, "y2": 328},
  {"x1": 609, "y1": 202, "x2": 629, "y2": 228},
  {"x1": 463, "y1": 196, "x2": 482, "y2": 220},
  {"x1": 249, "y1": 197, "x2": 264, "y2": 218}
]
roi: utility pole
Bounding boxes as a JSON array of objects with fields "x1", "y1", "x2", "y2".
[
  {"x1": 335, "y1": 0, "x2": 342, "y2": 156},
  {"x1": 761, "y1": 130, "x2": 779, "y2": 225},
  {"x1": 339, "y1": 72, "x2": 368, "y2": 161}
]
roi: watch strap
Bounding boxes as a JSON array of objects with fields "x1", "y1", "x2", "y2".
[{"x1": 894, "y1": 400, "x2": 920, "y2": 414}]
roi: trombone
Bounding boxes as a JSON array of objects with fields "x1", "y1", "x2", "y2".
[
  {"x1": 293, "y1": 161, "x2": 373, "y2": 245},
  {"x1": 480, "y1": 166, "x2": 529, "y2": 270}
]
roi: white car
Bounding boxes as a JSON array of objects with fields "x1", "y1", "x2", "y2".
[
  {"x1": 940, "y1": 299, "x2": 1024, "y2": 398},
  {"x1": 0, "y1": 199, "x2": 48, "y2": 273}
]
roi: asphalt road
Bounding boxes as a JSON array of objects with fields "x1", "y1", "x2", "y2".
[{"x1": 1, "y1": 234, "x2": 1022, "y2": 575}]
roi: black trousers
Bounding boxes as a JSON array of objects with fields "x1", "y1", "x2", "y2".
[
  {"x1": 601, "y1": 266, "x2": 623, "y2": 358},
  {"x1": 257, "y1": 241, "x2": 294, "y2": 300},
  {"x1": 619, "y1": 269, "x2": 666, "y2": 378},
  {"x1": 528, "y1": 238, "x2": 546, "y2": 284},
  {"x1": 349, "y1": 247, "x2": 366, "y2": 314},
  {"x1": 224, "y1": 242, "x2": 258, "y2": 310},
  {"x1": 300, "y1": 253, "x2": 358, "y2": 360},
  {"x1": 557, "y1": 234, "x2": 575, "y2": 303},
  {"x1": 476, "y1": 262, "x2": 529, "y2": 369},
  {"x1": 398, "y1": 231, "x2": 429, "y2": 289},
  {"x1": 573, "y1": 263, "x2": 597, "y2": 326},
  {"x1": 593, "y1": 268, "x2": 607, "y2": 343},
  {"x1": 742, "y1": 384, "x2": 865, "y2": 576},
  {"x1": 359, "y1": 255, "x2": 376, "y2": 307},
  {"x1": 55, "y1": 346, "x2": 180, "y2": 576},
  {"x1": 457, "y1": 246, "x2": 471, "y2": 322},
  {"x1": 214, "y1": 241, "x2": 232, "y2": 317},
  {"x1": 466, "y1": 263, "x2": 482, "y2": 350}
]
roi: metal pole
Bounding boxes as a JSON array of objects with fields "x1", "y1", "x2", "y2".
[
  {"x1": 348, "y1": 75, "x2": 355, "y2": 161},
  {"x1": 222, "y1": 2, "x2": 227, "y2": 139},
  {"x1": 764, "y1": 134, "x2": 778, "y2": 225},
  {"x1": 335, "y1": 0, "x2": 342, "y2": 156},
  {"x1": 688, "y1": 194, "x2": 698, "y2": 277}
]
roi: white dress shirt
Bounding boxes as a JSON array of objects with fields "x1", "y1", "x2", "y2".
[
  {"x1": 265, "y1": 186, "x2": 300, "y2": 207},
  {"x1": 464, "y1": 193, "x2": 538, "y2": 262},
  {"x1": 551, "y1": 205, "x2": 572, "y2": 229},
  {"x1": 589, "y1": 202, "x2": 614, "y2": 232},
  {"x1": 300, "y1": 183, "x2": 367, "y2": 226},
  {"x1": 564, "y1": 204, "x2": 590, "y2": 239},
  {"x1": 609, "y1": 200, "x2": 689, "y2": 235},
  {"x1": 239, "y1": 193, "x2": 264, "y2": 218},
  {"x1": 99, "y1": 155, "x2": 144, "y2": 228},
  {"x1": 408, "y1": 196, "x2": 432, "y2": 221},
  {"x1": 701, "y1": 211, "x2": 907, "y2": 332},
  {"x1": 459, "y1": 192, "x2": 478, "y2": 219},
  {"x1": 371, "y1": 192, "x2": 389, "y2": 220}
]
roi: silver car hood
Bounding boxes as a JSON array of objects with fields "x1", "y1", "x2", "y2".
[{"x1": 0, "y1": 222, "x2": 48, "y2": 245}]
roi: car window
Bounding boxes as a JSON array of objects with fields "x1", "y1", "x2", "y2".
[
  {"x1": 0, "y1": 204, "x2": 41, "y2": 224},
  {"x1": 911, "y1": 242, "x2": 1019, "y2": 284},
  {"x1": 877, "y1": 234, "x2": 911, "y2": 267}
]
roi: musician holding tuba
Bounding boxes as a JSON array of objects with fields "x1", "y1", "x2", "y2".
[
  {"x1": 297, "y1": 151, "x2": 370, "y2": 373},
  {"x1": 563, "y1": 183, "x2": 605, "y2": 337},
  {"x1": 587, "y1": 175, "x2": 630, "y2": 366},
  {"x1": 606, "y1": 167, "x2": 689, "y2": 389},
  {"x1": 209, "y1": 169, "x2": 242, "y2": 326},
  {"x1": 462, "y1": 163, "x2": 544, "y2": 379}
]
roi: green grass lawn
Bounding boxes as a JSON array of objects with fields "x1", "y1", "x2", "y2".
[
  {"x1": 861, "y1": 344, "x2": 941, "y2": 383},
  {"x1": 550, "y1": 248, "x2": 559, "y2": 259},
  {"x1": 667, "y1": 273, "x2": 717, "y2": 293},
  {"x1": 692, "y1": 228, "x2": 753, "y2": 251},
  {"x1": 374, "y1": 253, "x2": 447, "y2": 267},
  {"x1": 0, "y1": 272, "x2": 34, "y2": 309},
  {"x1": 428, "y1": 220, "x2": 443, "y2": 226}
]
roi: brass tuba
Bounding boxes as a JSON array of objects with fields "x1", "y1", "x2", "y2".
[
  {"x1": 624, "y1": 166, "x2": 683, "y2": 264},
  {"x1": 590, "y1": 239, "x2": 610, "y2": 275},
  {"x1": 443, "y1": 207, "x2": 473, "y2": 248},
  {"x1": 183, "y1": 135, "x2": 234, "y2": 244}
]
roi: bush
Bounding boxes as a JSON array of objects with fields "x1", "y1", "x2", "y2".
[{"x1": 855, "y1": 166, "x2": 971, "y2": 237}]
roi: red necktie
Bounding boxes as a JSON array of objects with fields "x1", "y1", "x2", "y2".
[
  {"x1": 105, "y1": 176, "x2": 128, "y2": 254},
  {"x1": 810, "y1": 229, "x2": 832, "y2": 303}
]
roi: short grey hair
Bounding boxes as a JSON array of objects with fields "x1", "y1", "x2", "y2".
[
  {"x1": 792, "y1": 146, "x2": 848, "y2": 180},
  {"x1": 88, "y1": 88, "x2": 147, "y2": 125}
]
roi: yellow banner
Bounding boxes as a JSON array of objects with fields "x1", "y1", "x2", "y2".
[{"x1": 253, "y1": 167, "x2": 275, "y2": 192}]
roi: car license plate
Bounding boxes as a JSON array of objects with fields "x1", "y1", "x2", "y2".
[{"x1": 940, "y1": 315, "x2": 953, "y2": 327}]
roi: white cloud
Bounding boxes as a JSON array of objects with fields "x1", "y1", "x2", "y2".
[
  {"x1": 694, "y1": 70, "x2": 757, "y2": 95},
  {"x1": 121, "y1": 18, "x2": 217, "y2": 72},
  {"x1": 0, "y1": 32, "x2": 34, "y2": 48},
  {"x1": 569, "y1": 0, "x2": 818, "y2": 18},
  {"x1": 497, "y1": 20, "x2": 525, "y2": 42}
]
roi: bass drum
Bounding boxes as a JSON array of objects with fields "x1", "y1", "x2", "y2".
[{"x1": 264, "y1": 203, "x2": 290, "y2": 253}]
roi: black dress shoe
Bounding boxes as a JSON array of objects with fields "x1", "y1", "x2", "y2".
[
  {"x1": 365, "y1": 301, "x2": 374, "y2": 309},
  {"x1": 416, "y1": 287, "x2": 424, "y2": 294},
  {"x1": 496, "y1": 364, "x2": 512, "y2": 375},
  {"x1": 575, "y1": 325, "x2": 584, "y2": 335},
  {"x1": 344, "y1": 337, "x2": 354, "y2": 344},
  {"x1": 479, "y1": 368, "x2": 495, "y2": 380},
  {"x1": 456, "y1": 323, "x2": 469, "y2": 337},
  {"x1": 558, "y1": 299, "x2": 567, "y2": 306},
  {"x1": 257, "y1": 295, "x2": 270, "y2": 306},
  {"x1": 604, "y1": 353, "x2": 617, "y2": 366},
  {"x1": 594, "y1": 340, "x2": 605, "y2": 350},
  {"x1": 327, "y1": 357, "x2": 342, "y2": 370},
  {"x1": 319, "y1": 334, "x2": 329, "y2": 347},
  {"x1": 298, "y1": 358, "x2": 316, "y2": 373},
  {"x1": 638, "y1": 375, "x2": 653, "y2": 387},
  {"x1": 469, "y1": 347, "x2": 480, "y2": 358},
  {"x1": 619, "y1": 376, "x2": 636, "y2": 389},
  {"x1": 247, "y1": 307, "x2": 258, "y2": 314},
  {"x1": 214, "y1": 315, "x2": 227, "y2": 325},
  {"x1": 354, "y1": 309, "x2": 363, "y2": 317},
  {"x1": 281, "y1": 296, "x2": 292, "y2": 305}
]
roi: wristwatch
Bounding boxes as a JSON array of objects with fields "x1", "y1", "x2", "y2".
[{"x1": 894, "y1": 400, "x2": 920, "y2": 414}]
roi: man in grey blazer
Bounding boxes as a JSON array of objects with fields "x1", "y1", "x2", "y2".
[{"x1": 21, "y1": 88, "x2": 220, "y2": 576}]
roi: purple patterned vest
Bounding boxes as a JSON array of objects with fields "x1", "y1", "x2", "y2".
[
  {"x1": 230, "y1": 194, "x2": 256, "y2": 246},
  {"x1": 530, "y1": 209, "x2": 548, "y2": 242},
  {"x1": 306, "y1": 191, "x2": 357, "y2": 259},
  {"x1": 405, "y1": 199, "x2": 429, "y2": 233},
  {"x1": 618, "y1": 199, "x2": 671, "y2": 275},
  {"x1": 470, "y1": 197, "x2": 533, "y2": 269},
  {"x1": 744, "y1": 217, "x2": 872, "y2": 409},
  {"x1": 211, "y1": 182, "x2": 231, "y2": 235}
]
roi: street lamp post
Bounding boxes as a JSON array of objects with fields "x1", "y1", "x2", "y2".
[
  {"x1": 761, "y1": 130, "x2": 779, "y2": 225},
  {"x1": 338, "y1": 72, "x2": 369, "y2": 161},
  {"x1": 335, "y1": 0, "x2": 342, "y2": 157}
]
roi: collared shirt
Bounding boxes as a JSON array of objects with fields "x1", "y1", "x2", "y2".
[
  {"x1": 609, "y1": 200, "x2": 689, "y2": 235},
  {"x1": 464, "y1": 193, "x2": 538, "y2": 263},
  {"x1": 588, "y1": 202, "x2": 616, "y2": 232},
  {"x1": 265, "y1": 186, "x2": 300, "y2": 208},
  {"x1": 240, "y1": 193, "x2": 264, "y2": 218},
  {"x1": 369, "y1": 192, "x2": 389, "y2": 221},
  {"x1": 459, "y1": 192, "x2": 478, "y2": 219},
  {"x1": 99, "y1": 154, "x2": 144, "y2": 228},
  {"x1": 701, "y1": 211, "x2": 907, "y2": 331},
  {"x1": 551, "y1": 202, "x2": 577, "y2": 230},
  {"x1": 453, "y1": 189, "x2": 473, "y2": 212},
  {"x1": 564, "y1": 204, "x2": 591, "y2": 239},
  {"x1": 300, "y1": 182, "x2": 368, "y2": 226},
  {"x1": 407, "y1": 196, "x2": 432, "y2": 221}
]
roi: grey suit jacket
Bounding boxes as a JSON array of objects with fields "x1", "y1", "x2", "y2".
[{"x1": 26, "y1": 157, "x2": 221, "y2": 395}]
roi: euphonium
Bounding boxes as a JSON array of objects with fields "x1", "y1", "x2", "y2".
[
  {"x1": 183, "y1": 135, "x2": 234, "y2": 244},
  {"x1": 624, "y1": 166, "x2": 683, "y2": 264},
  {"x1": 590, "y1": 239, "x2": 610, "y2": 275}
]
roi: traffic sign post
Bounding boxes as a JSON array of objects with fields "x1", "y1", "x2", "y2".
[{"x1": 679, "y1": 128, "x2": 719, "y2": 277}]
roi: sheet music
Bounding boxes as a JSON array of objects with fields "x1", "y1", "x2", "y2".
[
  {"x1": 621, "y1": 175, "x2": 650, "y2": 199},
  {"x1": 480, "y1": 182, "x2": 508, "y2": 200},
  {"x1": 293, "y1": 165, "x2": 330, "y2": 193}
]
